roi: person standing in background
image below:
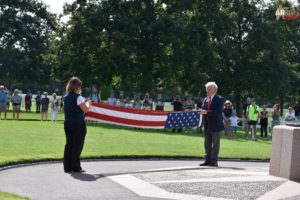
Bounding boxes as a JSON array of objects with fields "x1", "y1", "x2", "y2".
[
  {"x1": 184, "y1": 95, "x2": 195, "y2": 111},
  {"x1": 223, "y1": 100, "x2": 233, "y2": 136},
  {"x1": 6, "y1": 87, "x2": 11, "y2": 111},
  {"x1": 260, "y1": 105, "x2": 269, "y2": 139},
  {"x1": 242, "y1": 97, "x2": 251, "y2": 135},
  {"x1": 271, "y1": 104, "x2": 281, "y2": 136},
  {"x1": 284, "y1": 107, "x2": 296, "y2": 125},
  {"x1": 171, "y1": 95, "x2": 184, "y2": 133},
  {"x1": 107, "y1": 92, "x2": 117, "y2": 106},
  {"x1": 41, "y1": 92, "x2": 50, "y2": 121},
  {"x1": 11, "y1": 89, "x2": 22, "y2": 120},
  {"x1": 0, "y1": 85, "x2": 8, "y2": 119},
  {"x1": 142, "y1": 93, "x2": 152, "y2": 110},
  {"x1": 124, "y1": 98, "x2": 133, "y2": 108},
  {"x1": 293, "y1": 101, "x2": 300, "y2": 120},
  {"x1": 89, "y1": 86, "x2": 101, "y2": 103},
  {"x1": 229, "y1": 112, "x2": 239, "y2": 139},
  {"x1": 133, "y1": 95, "x2": 142, "y2": 109},
  {"x1": 25, "y1": 90, "x2": 32, "y2": 112},
  {"x1": 154, "y1": 93, "x2": 164, "y2": 111},
  {"x1": 246, "y1": 98, "x2": 260, "y2": 141},
  {"x1": 50, "y1": 93, "x2": 59, "y2": 121},
  {"x1": 35, "y1": 91, "x2": 42, "y2": 113}
]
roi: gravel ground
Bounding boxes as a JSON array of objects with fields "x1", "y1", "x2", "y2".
[
  {"x1": 134, "y1": 170, "x2": 247, "y2": 182},
  {"x1": 280, "y1": 196, "x2": 300, "y2": 200},
  {"x1": 155, "y1": 181, "x2": 286, "y2": 200}
]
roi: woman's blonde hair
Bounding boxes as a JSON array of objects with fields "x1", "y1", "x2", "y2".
[{"x1": 66, "y1": 77, "x2": 82, "y2": 94}]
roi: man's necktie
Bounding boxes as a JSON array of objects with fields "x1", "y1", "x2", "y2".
[{"x1": 208, "y1": 97, "x2": 211, "y2": 110}]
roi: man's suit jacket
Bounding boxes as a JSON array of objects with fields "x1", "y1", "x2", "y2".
[{"x1": 202, "y1": 95, "x2": 224, "y2": 132}]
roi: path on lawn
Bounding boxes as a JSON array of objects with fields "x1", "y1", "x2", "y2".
[{"x1": 0, "y1": 160, "x2": 300, "y2": 200}]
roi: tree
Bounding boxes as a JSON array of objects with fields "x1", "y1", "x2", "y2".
[{"x1": 0, "y1": 0, "x2": 57, "y2": 90}]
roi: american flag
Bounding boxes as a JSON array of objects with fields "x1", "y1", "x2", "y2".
[
  {"x1": 85, "y1": 103, "x2": 202, "y2": 129},
  {"x1": 165, "y1": 111, "x2": 201, "y2": 129}
]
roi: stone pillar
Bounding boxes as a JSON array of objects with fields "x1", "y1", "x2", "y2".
[{"x1": 269, "y1": 125, "x2": 300, "y2": 182}]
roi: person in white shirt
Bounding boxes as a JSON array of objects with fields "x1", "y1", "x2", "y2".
[
  {"x1": 284, "y1": 107, "x2": 296, "y2": 125},
  {"x1": 229, "y1": 112, "x2": 239, "y2": 139},
  {"x1": 51, "y1": 93, "x2": 59, "y2": 121}
]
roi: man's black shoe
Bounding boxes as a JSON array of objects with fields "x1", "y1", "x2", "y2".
[
  {"x1": 72, "y1": 169, "x2": 86, "y2": 173},
  {"x1": 208, "y1": 163, "x2": 218, "y2": 167},
  {"x1": 199, "y1": 162, "x2": 211, "y2": 166}
]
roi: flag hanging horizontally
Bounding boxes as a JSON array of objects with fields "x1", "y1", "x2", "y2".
[{"x1": 85, "y1": 103, "x2": 202, "y2": 129}]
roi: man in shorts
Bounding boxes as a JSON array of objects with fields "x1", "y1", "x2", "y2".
[
  {"x1": 0, "y1": 85, "x2": 7, "y2": 119},
  {"x1": 246, "y1": 98, "x2": 260, "y2": 141}
]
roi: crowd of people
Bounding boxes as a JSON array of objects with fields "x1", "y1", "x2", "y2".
[
  {"x1": 1, "y1": 84, "x2": 299, "y2": 141},
  {"x1": 0, "y1": 85, "x2": 62, "y2": 121},
  {"x1": 104, "y1": 92, "x2": 300, "y2": 140},
  {"x1": 240, "y1": 97, "x2": 299, "y2": 141}
]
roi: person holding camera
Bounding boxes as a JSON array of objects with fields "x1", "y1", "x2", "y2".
[{"x1": 246, "y1": 98, "x2": 260, "y2": 141}]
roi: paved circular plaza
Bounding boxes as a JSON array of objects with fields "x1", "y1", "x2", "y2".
[{"x1": 0, "y1": 160, "x2": 299, "y2": 200}]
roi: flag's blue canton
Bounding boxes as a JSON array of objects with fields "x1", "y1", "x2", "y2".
[{"x1": 164, "y1": 111, "x2": 200, "y2": 129}]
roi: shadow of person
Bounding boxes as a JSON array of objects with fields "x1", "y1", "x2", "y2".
[{"x1": 71, "y1": 172, "x2": 102, "y2": 182}]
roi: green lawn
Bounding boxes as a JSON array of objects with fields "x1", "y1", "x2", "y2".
[
  {"x1": 0, "y1": 191, "x2": 28, "y2": 200},
  {"x1": 0, "y1": 118, "x2": 271, "y2": 168},
  {"x1": 1, "y1": 108, "x2": 64, "y2": 121}
]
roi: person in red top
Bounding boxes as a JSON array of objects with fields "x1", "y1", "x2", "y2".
[{"x1": 25, "y1": 90, "x2": 32, "y2": 112}]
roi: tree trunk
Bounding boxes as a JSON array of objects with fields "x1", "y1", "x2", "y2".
[{"x1": 235, "y1": 92, "x2": 242, "y2": 117}]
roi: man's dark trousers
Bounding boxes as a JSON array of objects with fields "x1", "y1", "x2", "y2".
[{"x1": 204, "y1": 130, "x2": 223, "y2": 164}]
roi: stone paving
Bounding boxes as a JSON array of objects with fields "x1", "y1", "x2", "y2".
[{"x1": 0, "y1": 160, "x2": 300, "y2": 200}]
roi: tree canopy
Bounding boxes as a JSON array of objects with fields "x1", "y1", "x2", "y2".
[
  {"x1": 0, "y1": 0, "x2": 57, "y2": 90},
  {"x1": 1, "y1": 0, "x2": 300, "y2": 110}
]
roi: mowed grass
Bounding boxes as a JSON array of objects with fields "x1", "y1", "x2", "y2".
[
  {"x1": 0, "y1": 191, "x2": 28, "y2": 200},
  {"x1": 0, "y1": 118, "x2": 271, "y2": 167}
]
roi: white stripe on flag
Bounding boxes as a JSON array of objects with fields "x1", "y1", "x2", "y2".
[
  {"x1": 85, "y1": 117, "x2": 165, "y2": 129},
  {"x1": 89, "y1": 106, "x2": 168, "y2": 122}
]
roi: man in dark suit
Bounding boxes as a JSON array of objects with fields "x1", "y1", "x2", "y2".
[{"x1": 200, "y1": 82, "x2": 224, "y2": 167}]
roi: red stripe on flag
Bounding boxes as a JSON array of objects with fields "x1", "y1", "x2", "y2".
[
  {"x1": 86, "y1": 112, "x2": 167, "y2": 127},
  {"x1": 91, "y1": 103, "x2": 169, "y2": 116}
]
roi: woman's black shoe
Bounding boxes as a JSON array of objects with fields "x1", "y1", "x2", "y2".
[{"x1": 199, "y1": 162, "x2": 210, "y2": 166}]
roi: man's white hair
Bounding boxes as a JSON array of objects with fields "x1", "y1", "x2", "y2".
[{"x1": 205, "y1": 82, "x2": 218, "y2": 90}]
